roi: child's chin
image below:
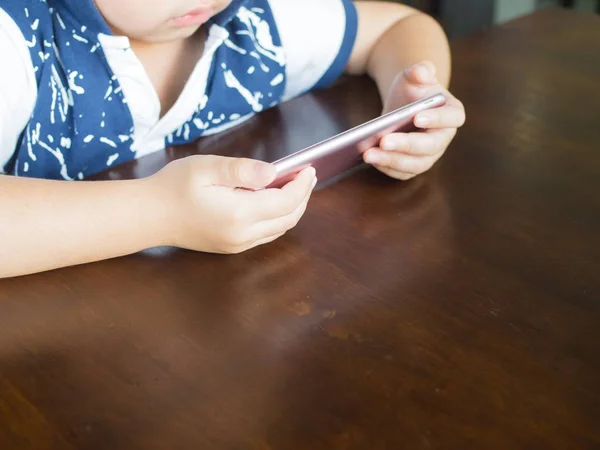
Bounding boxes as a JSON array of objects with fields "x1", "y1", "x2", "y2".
[
  {"x1": 167, "y1": 25, "x2": 203, "y2": 39},
  {"x1": 142, "y1": 26, "x2": 201, "y2": 43}
]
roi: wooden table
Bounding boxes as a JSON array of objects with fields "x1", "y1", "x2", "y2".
[{"x1": 1, "y1": 9, "x2": 599, "y2": 450}]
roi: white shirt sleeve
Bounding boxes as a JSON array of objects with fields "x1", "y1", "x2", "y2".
[
  {"x1": 0, "y1": 7, "x2": 37, "y2": 172},
  {"x1": 268, "y1": 0, "x2": 358, "y2": 102}
]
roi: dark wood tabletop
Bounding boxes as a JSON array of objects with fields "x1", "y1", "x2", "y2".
[{"x1": 1, "y1": 8, "x2": 599, "y2": 450}]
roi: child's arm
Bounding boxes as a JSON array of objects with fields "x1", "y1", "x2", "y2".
[
  {"x1": 346, "y1": 1, "x2": 466, "y2": 180},
  {"x1": 0, "y1": 158, "x2": 316, "y2": 278},
  {"x1": 347, "y1": 2, "x2": 450, "y2": 95},
  {"x1": 0, "y1": 175, "x2": 166, "y2": 277}
]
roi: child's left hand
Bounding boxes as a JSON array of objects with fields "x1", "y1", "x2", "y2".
[{"x1": 363, "y1": 61, "x2": 466, "y2": 180}]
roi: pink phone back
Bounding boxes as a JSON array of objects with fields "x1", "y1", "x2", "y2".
[{"x1": 267, "y1": 94, "x2": 446, "y2": 189}]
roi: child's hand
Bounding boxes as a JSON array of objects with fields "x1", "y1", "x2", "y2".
[
  {"x1": 363, "y1": 61, "x2": 466, "y2": 180},
  {"x1": 151, "y1": 155, "x2": 317, "y2": 254}
]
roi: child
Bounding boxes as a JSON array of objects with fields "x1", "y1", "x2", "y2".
[{"x1": 0, "y1": 0, "x2": 465, "y2": 278}]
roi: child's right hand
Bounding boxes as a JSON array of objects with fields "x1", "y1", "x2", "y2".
[{"x1": 150, "y1": 155, "x2": 317, "y2": 254}]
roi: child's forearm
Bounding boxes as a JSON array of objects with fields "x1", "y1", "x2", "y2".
[
  {"x1": 0, "y1": 175, "x2": 168, "y2": 278},
  {"x1": 366, "y1": 13, "x2": 451, "y2": 99}
]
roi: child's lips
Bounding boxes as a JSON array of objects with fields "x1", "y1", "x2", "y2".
[{"x1": 172, "y1": 7, "x2": 213, "y2": 27}]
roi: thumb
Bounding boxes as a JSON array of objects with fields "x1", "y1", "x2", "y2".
[
  {"x1": 404, "y1": 61, "x2": 438, "y2": 86},
  {"x1": 200, "y1": 155, "x2": 276, "y2": 189}
]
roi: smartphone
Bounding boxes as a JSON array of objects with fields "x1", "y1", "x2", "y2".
[{"x1": 267, "y1": 93, "x2": 446, "y2": 189}]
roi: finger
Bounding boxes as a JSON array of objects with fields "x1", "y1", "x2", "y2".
[
  {"x1": 373, "y1": 165, "x2": 418, "y2": 181},
  {"x1": 252, "y1": 183, "x2": 313, "y2": 239},
  {"x1": 377, "y1": 129, "x2": 454, "y2": 157},
  {"x1": 253, "y1": 232, "x2": 288, "y2": 248},
  {"x1": 403, "y1": 61, "x2": 438, "y2": 86},
  {"x1": 414, "y1": 103, "x2": 466, "y2": 130},
  {"x1": 247, "y1": 167, "x2": 317, "y2": 221},
  {"x1": 364, "y1": 149, "x2": 439, "y2": 175},
  {"x1": 234, "y1": 231, "x2": 287, "y2": 254},
  {"x1": 236, "y1": 186, "x2": 313, "y2": 251},
  {"x1": 197, "y1": 155, "x2": 276, "y2": 189}
]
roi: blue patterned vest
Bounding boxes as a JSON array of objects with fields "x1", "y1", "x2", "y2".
[{"x1": 1, "y1": 0, "x2": 286, "y2": 180}]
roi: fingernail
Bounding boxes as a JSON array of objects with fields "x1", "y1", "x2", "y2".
[
  {"x1": 381, "y1": 139, "x2": 396, "y2": 151},
  {"x1": 255, "y1": 162, "x2": 274, "y2": 179},
  {"x1": 414, "y1": 63, "x2": 429, "y2": 78},
  {"x1": 302, "y1": 166, "x2": 316, "y2": 181},
  {"x1": 415, "y1": 115, "x2": 430, "y2": 127},
  {"x1": 365, "y1": 152, "x2": 381, "y2": 164}
]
